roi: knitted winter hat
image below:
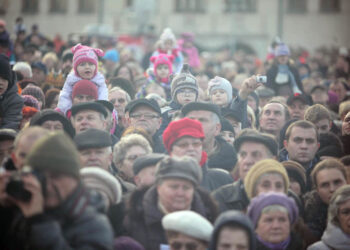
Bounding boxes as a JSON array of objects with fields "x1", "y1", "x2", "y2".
[
  {"x1": 208, "y1": 76, "x2": 233, "y2": 103},
  {"x1": 247, "y1": 192, "x2": 299, "y2": 228},
  {"x1": 282, "y1": 160, "x2": 306, "y2": 194},
  {"x1": 275, "y1": 43, "x2": 290, "y2": 57},
  {"x1": 244, "y1": 159, "x2": 290, "y2": 199},
  {"x1": 220, "y1": 117, "x2": 235, "y2": 134},
  {"x1": 0, "y1": 54, "x2": 12, "y2": 83},
  {"x1": 22, "y1": 106, "x2": 38, "y2": 119},
  {"x1": 21, "y1": 85, "x2": 45, "y2": 108},
  {"x1": 163, "y1": 117, "x2": 205, "y2": 153},
  {"x1": 170, "y1": 64, "x2": 198, "y2": 101},
  {"x1": 80, "y1": 167, "x2": 122, "y2": 205},
  {"x1": 71, "y1": 43, "x2": 104, "y2": 77},
  {"x1": 26, "y1": 131, "x2": 81, "y2": 179},
  {"x1": 150, "y1": 53, "x2": 174, "y2": 78},
  {"x1": 72, "y1": 79, "x2": 98, "y2": 100},
  {"x1": 160, "y1": 27, "x2": 176, "y2": 44},
  {"x1": 21, "y1": 95, "x2": 40, "y2": 110},
  {"x1": 103, "y1": 49, "x2": 119, "y2": 63}
]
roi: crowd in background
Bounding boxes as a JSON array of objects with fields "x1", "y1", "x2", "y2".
[{"x1": 0, "y1": 16, "x2": 350, "y2": 250}]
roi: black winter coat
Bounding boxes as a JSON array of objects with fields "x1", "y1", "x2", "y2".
[
  {"x1": 266, "y1": 62, "x2": 303, "y2": 96},
  {"x1": 124, "y1": 186, "x2": 218, "y2": 250},
  {"x1": 0, "y1": 75, "x2": 23, "y2": 130},
  {"x1": 201, "y1": 162, "x2": 233, "y2": 192},
  {"x1": 0, "y1": 184, "x2": 114, "y2": 250}
]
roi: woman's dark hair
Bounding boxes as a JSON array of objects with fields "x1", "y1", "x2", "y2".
[{"x1": 45, "y1": 88, "x2": 60, "y2": 109}]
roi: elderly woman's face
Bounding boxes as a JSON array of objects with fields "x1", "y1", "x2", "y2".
[
  {"x1": 256, "y1": 210, "x2": 290, "y2": 244},
  {"x1": 338, "y1": 199, "x2": 350, "y2": 235},
  {"x1": 120, "y1": 145, "x2": 147, "y2": 180},
  {"x1": 157, "y1": 178, "x2": 194, "y2": 213},
  {"x1": 255, "y1": 173, "x2": 285, "y2": 197}
]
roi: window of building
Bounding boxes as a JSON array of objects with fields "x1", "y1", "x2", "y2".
[
  {"x1": 287, "y1": 0, "x2": 307, "y2": 13},
  {"x1": 175, "y1": 0, "x2": 205, "y2": 13},
  {"x1": 0, "y1": 0, "x2": 9, "y2": 15},
  {"x1": 78, "y1": 0, "x2": 96, "y2": 13},
  {"x1": 125, "y1": 0, "x2": 134, "y2": 8},
  {"x1": 320, "y1": 0, "x2": 340, "y2": 13},
  {"x1": 50, "y1": 0, "x2": 67, "y2": 13},
  {"x1": 21, "y1": 0, "x2": 39, "y2": 14},
  {"x1": 224, "y1": 0, "x2": 256, "y2": 13}
]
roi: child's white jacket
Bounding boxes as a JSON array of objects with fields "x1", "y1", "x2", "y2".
[{"x1": 57, "y1": 72, "x2": 108, "y2": 115}]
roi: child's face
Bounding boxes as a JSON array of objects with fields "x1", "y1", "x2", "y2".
[
  {"x1": 211, "y1": 89, "x2": 228, "y2": 107},
  {"x1": 76, "y1": 61, "x2": 96, "y2": 79},
  {"x1": 164, "y1": 40, "x2": 173, "y2": 51},
  {"x1": 176, "y1": 88, "x2": 197, "y2": 105},
  {"x1": 156, "y1": 64, "x2": 170, "y2": 79},
  {"x1": 220, "y1": 131, "x2": 235, "y2": 146}
]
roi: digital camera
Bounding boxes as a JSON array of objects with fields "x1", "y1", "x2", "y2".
[
  {"x1": 256, "y1": 75, "x2": 267, "y2": 84},
  {"x1": 5, "y1": 166, "x2": 46, "y2": 202}
]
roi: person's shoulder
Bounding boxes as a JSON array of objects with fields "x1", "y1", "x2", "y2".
[{"x1": 307, "y1": 241, "x2": 330, "y2": 250}]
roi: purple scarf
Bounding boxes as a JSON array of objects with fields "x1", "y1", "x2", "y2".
[{"x1": 257, "y1": 235, "x2": 291, "y2": 250}]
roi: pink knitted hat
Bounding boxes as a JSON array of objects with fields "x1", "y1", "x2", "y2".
[
  {"x1": 71, "y1": 43, "x2": 104, "y2": 77},
  {"x1": 150, "y1": 53, "x2": 174, "y2": 78}
]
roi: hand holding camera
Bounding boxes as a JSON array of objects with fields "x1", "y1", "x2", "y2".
[
  {"x1": 3, "y1": 166, "x2": 45, "y2": 217},
  {"x1": 239, "y1": 75, "x2": 266, "y2": 99}
]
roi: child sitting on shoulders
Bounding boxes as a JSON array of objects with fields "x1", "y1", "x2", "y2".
[{"x1": 57, "y1": 43, "x2": 107, "y2": 115}]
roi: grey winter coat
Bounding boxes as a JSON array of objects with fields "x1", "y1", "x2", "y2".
[{"x1": 308, "y1": 222, "x2": 350, "y2": 250}]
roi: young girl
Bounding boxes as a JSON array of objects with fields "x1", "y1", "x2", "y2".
[
  {"x1": 137, "y1": 54, "x2": 174, "y2": 100},
  {"x1": 208, "y1": 76, "x2": 233, "y2": 108},
  {"x1": 151, "y1": 28, "x2": 183, "y2": 73},
  {"x1": 57, "y1": 43, "x2": 107, "y2": 115}
]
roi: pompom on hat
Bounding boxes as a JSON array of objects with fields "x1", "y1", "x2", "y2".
[{"x1": 71, "y1": 43, "x2": 104, "y2": 77}]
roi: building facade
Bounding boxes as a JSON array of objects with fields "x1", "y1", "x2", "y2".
[{"x1": 1, "y1": 0, "x2": 349, "y2": 57}]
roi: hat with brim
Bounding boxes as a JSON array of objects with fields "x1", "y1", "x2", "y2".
[
  {"x1": 74, "y1": 128, "x2": 112, "y2": 150},
  {"x1": 71, "y1": 102, "x2": 108, "y2": 118},
  {"x1": 126, "y1": 98, "x2": 161, "y2": 115}
]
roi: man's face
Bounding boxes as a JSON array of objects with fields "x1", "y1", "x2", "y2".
[
  {"x1": 134, "y1": 166, "x2": 157, "y2": 188},
  {"x1": 288, "y1": 100, "x2": 307, "y2": 120},
  {"x1": 284, "y1": 126, "x2": 319, "y2": 166},
  {"x1": 128, "y1": 105, "x2": 161, "y2": 136},
  {"x1": 217, "y1": 227, "x2": 250, "y2": 250},
  {"x1": 0, "y1": 77, "x2": 9, "y2": 95},
  {"x1": 41, "y1": 120, "x2": 63, "y2": 131},
  {"x1": 259, "y1": 103, "x2": 287, "y2": 135},
  {"x1": 32, "y1": 68, "x2": 46, "y2": 85},
  {"x1": 311, "y1": 90, "x2": 328, "y2": 105},
  {"x1": 109, "y1": 90, "x2": 128, "y2": 117},
  {"x1": 72, "y1": 110, "x2": 106, "y2": 134},
  {"x1": 238, "y1": 141, "x2": 273, "y2": 179},
  {"x1": 0, "y1": 140, "x2": 14, "y2": 164},
  {"x1": 316, "y1": 168, "x2": 347, "y2": 205},
  {"x1": 119, "y1": 145, "x2": 148, "y2": 181},
  {"x1": 170, "y1": 136, "x2": 203, "y2": 164},
  {"x1": 315, "y1": 118, "x2": 331, "y2": 134},
  {"x1": 186, "y1": 110, "x2": 220, "y2": 146},
  {"x1": 44, "y1": 172, "x2": 77, "y2": 208},
  {"x1": 12, "y1": 135, "x2": 36, "y2": 169},
  {"x1": 168, "y1": 233, "x2": 207, "y2": 250},
  {"x1": 79, "y1": 147, "x2": 112, "y2": 171},
  {"x1": 157, "y1": 178, "x2": 194, "y2": 213}
]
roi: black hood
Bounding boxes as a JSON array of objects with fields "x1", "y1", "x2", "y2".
[{"x1": 209, "y1": 210, "x2": 256, "y2": 250}]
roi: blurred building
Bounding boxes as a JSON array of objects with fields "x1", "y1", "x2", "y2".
[{"x1": 1, "y1": 0, "x2": 349, "y2": 56}]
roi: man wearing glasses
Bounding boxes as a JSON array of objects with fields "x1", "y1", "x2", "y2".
[{"x1": 126, "y1": 98, "x2": 166, "y2": 153}]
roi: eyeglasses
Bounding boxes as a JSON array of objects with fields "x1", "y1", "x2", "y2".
[
  {"x1": 177, "y1": 89, "x2": 196, "y2": 95},
  {"x1": 129, "y1": 113, "x2": 160, "y2": 120},
  {"x1": 173, "y1": 140, "x2": 202, "y2": 148},
  {"x1": 170, "y1": 242, "x2": 200, "y2": 250}
]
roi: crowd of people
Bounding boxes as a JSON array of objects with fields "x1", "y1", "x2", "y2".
[{"x1": 0, "y1": 17, "x2": 350, "y2": 250}]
